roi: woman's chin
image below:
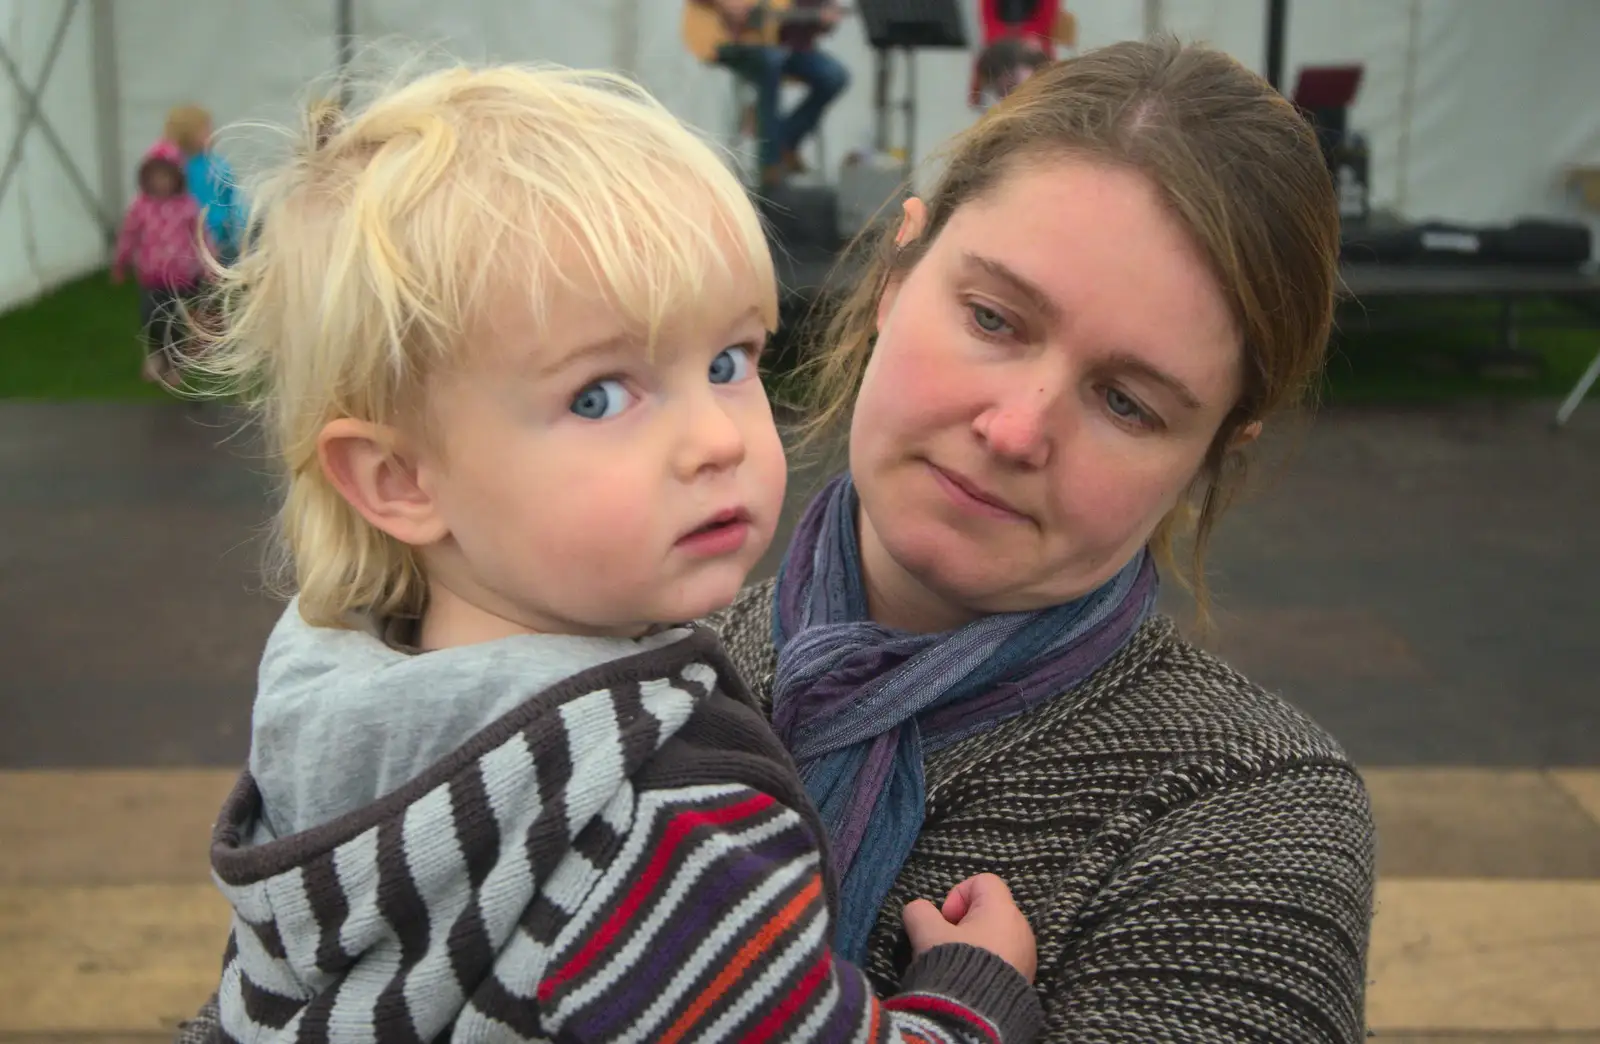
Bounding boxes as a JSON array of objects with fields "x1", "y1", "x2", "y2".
[
  {"x1": 879, "y1": 521, "x2": 1014, "y2": 607},
  {"x1": 879, "y1": 520, "x2": 1112, "y2": 616}
]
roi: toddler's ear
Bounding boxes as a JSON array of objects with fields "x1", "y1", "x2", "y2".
[{"x1": 317, "y1": 419, "x2": 449, "y2": 548}]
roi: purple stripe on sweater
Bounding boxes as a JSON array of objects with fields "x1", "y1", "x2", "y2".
[
  {"x1": 819, "y1": 959, "x2": 867, "y2": 1041},
  {"x1": 565, "y1": 824, "x2": 817, "y2": 1039}
]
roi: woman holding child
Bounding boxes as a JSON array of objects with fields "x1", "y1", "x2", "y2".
[
  {"x1": 717, "y1": 37, "x2": 1376, "y2": 1040},
  {"x1": 179, "y1": 35, "x2": 1373, "y2": 1044}
]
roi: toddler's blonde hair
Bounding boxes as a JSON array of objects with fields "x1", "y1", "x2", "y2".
[
  {"x1": 196, "y1": 63, "x2": 779, "y2": 628},
  {"x1": 165, "y1": 104, "x2": 212, "y2": 155}
]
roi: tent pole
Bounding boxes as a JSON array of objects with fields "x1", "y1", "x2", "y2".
[
  {"x1": 1265, "y1": 0, "x2": 1287, "y2": 91},
  {"x1": 90, "y1": 0, "x2": 121, "y2": 242},
  {"x1": 1143, "y1": 0, "x2": 1163, "y2": 39},
  {"x1": 1394, "y1": 0, "x2": 1422, "y2": 213},
  {"x1": 613, "y1": 0, "x2": 641, "y2": 81},
  {"x1": 335, "y1": 0, "x2": 355, "y2": 107}
]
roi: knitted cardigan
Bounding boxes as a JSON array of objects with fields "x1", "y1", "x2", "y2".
[
  {"x1": 711, "y1": 579, "x2": 1377, "y2": 1044},
  {"x1": 201, "y1": 628, "x2": 1042, "y2": 1043},
  {"x1": 178, "y1": 580, "x2": 1375, "y2": 1043}
]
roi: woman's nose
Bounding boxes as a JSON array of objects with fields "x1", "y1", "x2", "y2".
[{"x1": 972, "y1": 386, "x2": 1057, "y2": 469}]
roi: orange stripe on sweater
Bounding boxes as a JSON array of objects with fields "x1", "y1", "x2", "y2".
[
  {"x1": 537, "y1": 791, "x2": 775, "y2": 1004},
  {"x1": 658, "y1": 874, "x2": 824, "y2": 1044},
  {"x1": 741, "y1": 952, "x2": 831, "y2": 1043}
]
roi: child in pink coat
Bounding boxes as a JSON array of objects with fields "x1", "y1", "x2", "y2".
[{"x1": 113, "y1": 140, "x2": 211, "y2": 386}]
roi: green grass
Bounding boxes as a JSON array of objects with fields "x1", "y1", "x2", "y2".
[
  {"x1": 0, "y1": 269, "x2": 172, "y2": 401},
  {"x1": 3, "y1": 268, "x2": 1598, "y2": 405},
  {"x1": 1324, "y1": 295, "x2": 1600, "y2": 404}
]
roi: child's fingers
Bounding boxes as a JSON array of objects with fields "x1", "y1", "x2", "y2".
[
  {"x1": 950, "y1": 873, "x2": 1016, "y2": 924},
  {"x1": 941, "y1": 878, "x2": 974, "y2": 923},
  {"x1": 902, "y1": 898, "x2": 958, "y2": 954},
  {"x1": 968, "y1": 873, "x2": 1016, "y2": 908}
]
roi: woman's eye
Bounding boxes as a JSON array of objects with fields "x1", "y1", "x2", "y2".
[
  {"x1": 970, "y1": 304, "x2": 1012, "y2": 335},
  {"x1": 1105, "y1": 387, "x2": 1148, "y2": 423},
  {"x1": 709, "y1": 346, "x2": 753, "y2": 385},
  {"x1": 570, "y1": 378, "x2": 632, "y2": 420}
]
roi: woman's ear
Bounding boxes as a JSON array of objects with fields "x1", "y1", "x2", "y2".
[
  {"x1": 1231, "y1": 420, "x2": 1264, "y2": 448},
  {"x1": 317, "y1": 418, "x2": 450, "y2": 548},
  {"x1": 878, "y1": 198, "x2": 929, "y2": 332},
  {"x1": 895, "y1": 197, "x2": 928, "y2": 247}
]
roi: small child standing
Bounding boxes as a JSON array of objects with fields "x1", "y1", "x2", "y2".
[
  {"x1": 165, "y1": 104, "x2": 244, "y2": 265},
  {"x1": 182, "y1": 64, "x2": 1043, "y2": 1043},
  {"x1": 112, "y1": 140, "x2": 208, "y2": 387}
]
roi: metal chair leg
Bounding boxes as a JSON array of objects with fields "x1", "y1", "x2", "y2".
[{"x1": 1555, "y1": 347, "x2": 1600, "y2": 428}]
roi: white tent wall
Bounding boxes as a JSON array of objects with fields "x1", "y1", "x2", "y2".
[
  {"x1": 1146, "y1": 0, "x2": 1600, "y2": 230},
  {"x1": 0, "y1": 0, "x2": 109, "y2": 314},
  {"x1": 113, "y1": 1, "x2": 354, "y2": 206},
  {"x1": 7, "y1": 0, "x2": 1600, "y2": 317},
  {"x1": 1391, "y1": 0, "x2": 1600, "y2": 227}
]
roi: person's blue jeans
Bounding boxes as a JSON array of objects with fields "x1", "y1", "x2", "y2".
[{"x1": 720, "y1": 44, "x2": 850, "y2": 170}]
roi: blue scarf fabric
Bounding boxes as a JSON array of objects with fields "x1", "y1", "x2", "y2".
[{"x1": 770, "y1": 473, "x2": 1158, "y2": 961}]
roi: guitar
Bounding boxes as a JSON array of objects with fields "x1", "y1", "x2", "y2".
[{"x1": 682, "y1": 1, "x2": 850, "y2": 64}]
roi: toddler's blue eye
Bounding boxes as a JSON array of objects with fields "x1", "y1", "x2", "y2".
[
  {"x1": 571, "y1": 379, "x2": 631, "y2": 419},
  {"x1": 709, "y1": 347, "x2": 752, "y2": 385}
]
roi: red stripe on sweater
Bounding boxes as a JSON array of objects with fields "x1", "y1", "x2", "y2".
[
  {"x1": 661, "y1": 875, "x2": 823, "y2": 1044},
  {"x1": 884, "y1": 994, "x2": 1000, "y2": 1044},
  {"x1": 739, "y1": 951, "x2": 831, "y2": 1043},
  {"x1": 537, "y1": 791, "x2": 776, "y2": 1003}
]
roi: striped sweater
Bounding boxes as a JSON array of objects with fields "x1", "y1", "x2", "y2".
[
  {"x1": 707, "y1": 580, "x2": 1378, "y2": 1043},
  {"x1": 206, "y1": 627, "x2": 1043, "y2": 1043}
]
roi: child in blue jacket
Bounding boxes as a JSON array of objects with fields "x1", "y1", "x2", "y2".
[{"x1": 164, "y1": 104, "x2": 244, "y2": 264}]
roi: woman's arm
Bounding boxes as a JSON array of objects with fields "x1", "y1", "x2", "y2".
[{"x1": 1036, "y1": 762, "x2": 1375, "y2": 1043}]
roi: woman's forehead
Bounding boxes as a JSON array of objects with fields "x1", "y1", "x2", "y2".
[{"x1": 934, "y1": 160, "x2": 1243, "y2": 401}]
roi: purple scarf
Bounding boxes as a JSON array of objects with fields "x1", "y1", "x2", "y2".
[{"x1": 770, "y1": 473, "x2": 1157, "y2": 960}]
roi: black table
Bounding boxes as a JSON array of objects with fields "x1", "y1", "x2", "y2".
[{"x1": 1338, "y1": 261, "x2": 1600, "y2": 426}]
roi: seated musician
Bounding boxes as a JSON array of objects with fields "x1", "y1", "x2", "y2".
[
  {"x1": 693, "y1": 0, "x2": 850, "y2": 186},
  {"x1": 974, "y1": 37, "x2": 1050, "y2": 110},
  {"x1": 970, "y1": 0, "x2": 1076, "y2": 107}
]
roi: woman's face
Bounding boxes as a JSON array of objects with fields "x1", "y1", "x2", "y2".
[{"x1": 849, "y1": 157, "x2": 1248, "y2": 631}]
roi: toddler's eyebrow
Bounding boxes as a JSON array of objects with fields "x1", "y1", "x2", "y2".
[{"x1": 536, "y1": 332, "x2": 632, "y2": 379}]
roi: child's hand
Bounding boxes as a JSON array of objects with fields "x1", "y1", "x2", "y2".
[{"x1": 902, "y1": 873, "x2": 1037, "y2": 983}]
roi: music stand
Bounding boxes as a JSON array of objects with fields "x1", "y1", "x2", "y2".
[
  {"x1": 858, "y1": 0, "x2": 969, "y2": 49},
  {"x1": 1291, "y1": 65, "x2": 1363, "y2": 164},
  {"x1": 856, "y1": 0, "x2": 969, "y2": 176}
]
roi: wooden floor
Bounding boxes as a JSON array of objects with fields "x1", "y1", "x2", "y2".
[{"x1": 3, "y1": 768, "x2": 1600, "y2": 1039}]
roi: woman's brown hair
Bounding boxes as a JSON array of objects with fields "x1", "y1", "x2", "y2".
[{"x1": 792, "y1": 36, "x2": 1340, "y2": 622}]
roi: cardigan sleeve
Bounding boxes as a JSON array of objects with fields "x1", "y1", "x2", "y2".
[
  {"x1": 530, "y1": 782, "x2": 1044, "y2": 1043},
  {"x1": 1035, "y1": 761, "x2": 1376, "y2": 1043},
  {"x1": 178, "y1": 783, "x2": 1047, "y2": 1044}
]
